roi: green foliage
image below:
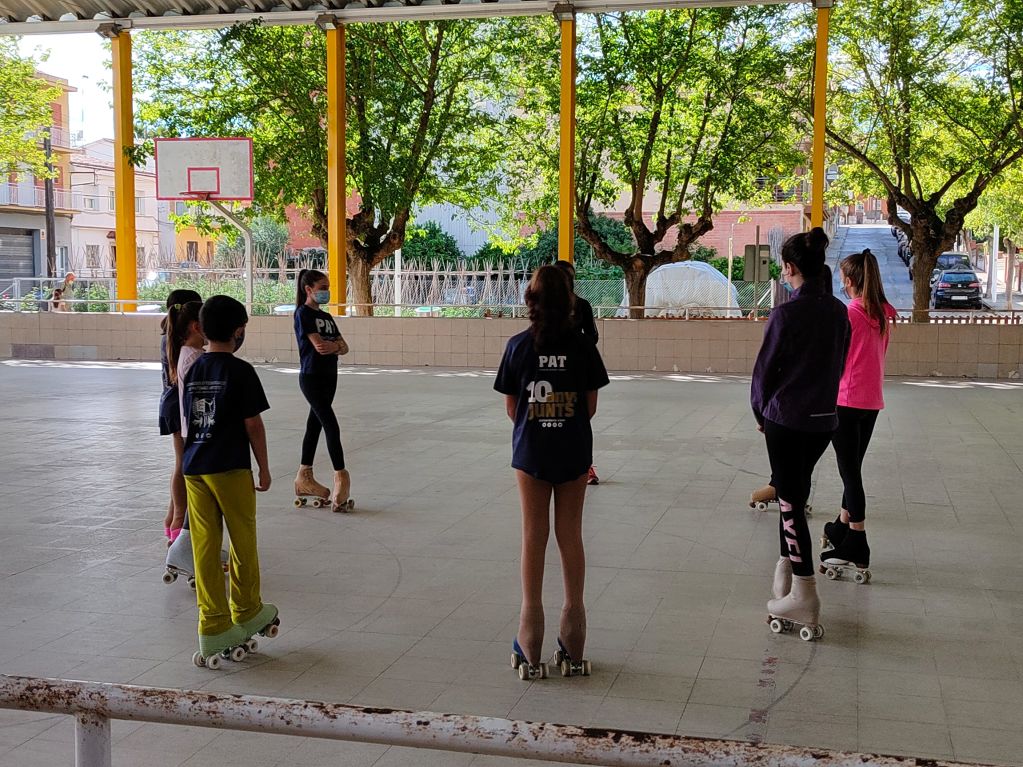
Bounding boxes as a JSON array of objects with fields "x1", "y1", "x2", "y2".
[
  {"x1": 71, "y1": 283, "x2": 113, "y2": 313},
  {"x1": 400, "y1": 221, "x2": 464, "y2": 266},
  {"x1": 216, "y1": 215, "x2": 290, "y2": 269},
  {"x1": 968, "y1": 165, "x2": 1023, "y2": 244},
  {"x1": 0, "y1": 39, "x2": 62, "y2": 179},
  {"x1": 137, "y1": 277, "x2": 294, "y2": 316}
]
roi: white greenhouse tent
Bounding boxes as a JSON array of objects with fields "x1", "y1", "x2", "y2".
[{"x1": 622, "y1": 261, "x2": 742, "y2": 318}]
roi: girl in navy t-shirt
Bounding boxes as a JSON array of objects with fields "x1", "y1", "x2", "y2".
[
  {"x1": 293, "y1": 269, "x2": 352, "y2": 512},
  {"x1": 495, "y1": 265, "x2": 609, "y2": 679}
]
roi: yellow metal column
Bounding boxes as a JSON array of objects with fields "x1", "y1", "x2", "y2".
[
  {"x1": 111, "y1": 30, "x2": 137, "y2": 311},
  {"x1": 810, "y1": 0, "x2": 832, "y2": 230},
  {"x1": 325, "y1": 21, "x2": 348, "y2": 316},
  {"x1": 557, "y1": 8, "x2": 576, "y2": 263}
]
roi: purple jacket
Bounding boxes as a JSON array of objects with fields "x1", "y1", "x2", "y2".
[{"x1": 751, "y1": 286, "x2": 851, "y2": 433}]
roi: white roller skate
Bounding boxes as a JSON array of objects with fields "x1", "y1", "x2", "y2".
[
  {"x1": 294, "y1": 465, "x2": 330, "y2": 509},
  {"x1": 819, "y1": 529, "x2": 871, "y2": 585},
  {"x1": 510, "y1": 638, "x2": 548, "y2": 681},
  {"x1": 235, "y1": 603, "x2": 280, "y2": 654},
  {"x1": 192, "y1": 625, "x2": 250, "y2": 670},
  {"x1": 767, "y1": 575, "x2": 824, "y2": 642},
  {"x1": 749, "y1": 485, "x2": 812, "y2": 516},
  {"x1": 772, "y1": 557, "x2": 792, "y2": 600},
  {"x1": 331, "y1": 469, "x2": 355, "y2": 513},
  {"x1": 553, "y1": 637, "x2": 591, "y2": 677},
  {"x1": 163, "y1": 530, "x2": 228, "y2": 589}
]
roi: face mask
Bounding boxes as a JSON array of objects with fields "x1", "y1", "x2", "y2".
[
  {"x1": 313, "y1": 290, "x2": 330, "y2": 305},
  {"x1": 234, "y1": 330, "x2": 246, "y2": 352}
]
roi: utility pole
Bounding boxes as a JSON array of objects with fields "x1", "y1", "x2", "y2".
[
  {"x1": 43, "y1": 135, "x2": 57, "y2": 277},
  {"x1": 987, "y1": 224, "x2": 999, "y2": 303}
]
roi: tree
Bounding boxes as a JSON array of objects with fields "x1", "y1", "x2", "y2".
[
  {"x1": 504, "y1": 10, "x2": 800, "y2": 317},
  {"x1": 968, "y1": 164, "x2": 1023, "y2": 246},
  {"x1": 820, "y1": 0, "x2": 1023, "y2": 317},
  {"x1": 134, "y1": 21, "x2": 505, "y2": 313},
  {"x1": 0, "y1": 39, "x2": 62, "y2": 179},
  {"x1": 400, "y1": 221, "x2": 464, "y2": 266},
  {"x1": 216, "y1": 214, "x2": 290, "y2": 270}
]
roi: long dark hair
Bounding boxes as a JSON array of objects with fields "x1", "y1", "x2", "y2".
[
  {"x1": 161, "y1": 289, "x2": 202, "y2": 334},
  {"x1": 841, "y1": 248, "x2": 890, "y2": 337},
  {"x1": 166, "y1": 300, "x2": 203, "y2": 386},
  {"x1": 296, "y1": 269, "x2": 326, "y2": 313},
  {"x1": 781, "y1": 227, "x2": 829, "y2": 286},
  {"x1": 525, "y1": 265, "x2": 573, "y2": 350}
]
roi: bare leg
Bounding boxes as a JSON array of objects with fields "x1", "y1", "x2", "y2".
[
  {"x1": 170, "y1": 433, "x2": 187, "y2": 531},
  {"x1": 516, "y1": 470, "x2": 553, "y2": 665},
  {"x1": 553, "y1": 474, "x2": 588, "y2": 660}
]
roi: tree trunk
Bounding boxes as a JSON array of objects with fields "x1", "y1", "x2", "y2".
[
  {"x1": 349, "y1": 256, "x2": 373, "y2": 316},
  {"x1": 624, "y1": 264, "x2": 649, "y2": 320}
]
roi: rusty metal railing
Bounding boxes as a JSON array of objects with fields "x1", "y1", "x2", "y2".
[{"x1": 0, "y1": 675, "x2": 997, "y2": 767}]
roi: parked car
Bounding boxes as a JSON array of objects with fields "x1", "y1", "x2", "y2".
[
  {"x1": 932, "y1": 269, "x2": 983, "y2": 309},
  {"x1": 909, "y1": 251, "x2": 971, "y2": 281}
]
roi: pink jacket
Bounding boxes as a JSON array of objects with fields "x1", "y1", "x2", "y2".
[{"x1": 837, "y1": 298, "x2": 897, "y2": 411}]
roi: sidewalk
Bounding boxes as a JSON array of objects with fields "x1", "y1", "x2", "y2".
[{"x1": 974, "y1": 254, "x2": 1023, "y2": 311}]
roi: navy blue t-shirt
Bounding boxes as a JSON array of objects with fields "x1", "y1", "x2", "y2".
[
  {"x1": 495, "y1": 329, "x2": 610, "y2": 484},
  {"x1": 182, "y1": 352, "x2": 270, "y2": 476},
  {"x1": 294, "y1": 305, "x2": 340, "y2": 376}
]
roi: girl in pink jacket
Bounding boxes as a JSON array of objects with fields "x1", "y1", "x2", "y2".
[{"x1": 820, "y1": 249, "x2": 896, "y2": 580}]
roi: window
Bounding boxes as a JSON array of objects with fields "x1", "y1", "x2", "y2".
[
  {"x1": 85, "y1": 244, "x2": 99, "y2": 267},
  {"x1": 137, "y1": 246, "x2": 146, "y2": 262},
  {"x1": 108, "y1": 190, "x2": 115, "y2": 211},
  {"x1": 84, "y1": 197, "x2": 98, "y2": 211},
  {"x1": 135, "y1": 197, "x2": 145, "y2": 215},
  {"x1": 175, "y1": 201, "x2": 187, "y2": 216},
  {"x1": 56, "y1": 246, "x2": 69, "y2": 275},
  {"x1": 186, "y1": 241, "x2": 198, "y2": 261}
]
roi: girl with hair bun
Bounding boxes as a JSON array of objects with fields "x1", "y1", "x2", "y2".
[
  {"x1": 495, "y1": 265, "x2": 609, "y2": 680},
  {"x1": 820, "y1": 249, "x2": 896, "y2": 583},
  {"x1": 750, "y1": 227, "x2": 850, "y2": 641}
]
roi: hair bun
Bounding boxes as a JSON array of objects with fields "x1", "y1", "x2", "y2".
[{"x1": 807, "y1": 227, "x2": 829, "y2": 251}]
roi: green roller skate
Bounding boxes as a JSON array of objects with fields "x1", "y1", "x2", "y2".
[
  {"x1": 193, "y1": 625, "x2": 250, "y2": 670},
  {"x1": 235, "y1": 603, "x2": 280, "y2": 654}
]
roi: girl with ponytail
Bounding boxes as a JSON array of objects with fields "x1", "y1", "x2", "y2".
[
  {"x1": 751, "y1": 227, "x2": 850, "y2": 641},
  {"x1": 293, "y1": 268, "x2": 353, "y2": 512},
  {"x1": 820, "y1": 249, "x2": 897, "y2": 579}
]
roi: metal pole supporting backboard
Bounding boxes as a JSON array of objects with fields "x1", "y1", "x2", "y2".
[{"x1": 209, "y1": 200, "x2": 253, "y2": 312}]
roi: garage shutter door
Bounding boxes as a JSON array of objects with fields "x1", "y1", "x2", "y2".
[{"x1": 0, "y1": 228, "x2": 35, "y2": 282}]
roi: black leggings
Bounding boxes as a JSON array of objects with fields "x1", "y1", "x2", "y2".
[
  {"x1": 831, "y1": 406, "x2": 879, "y2": 524},
  {"x1": 764, "y1": 419, "x2": 833, "y2": 577},
  {"x1": 299, "y1": 373, "x2": 346, "y2": 471}
]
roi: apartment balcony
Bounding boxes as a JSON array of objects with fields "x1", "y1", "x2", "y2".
[{"x1": 0, "y1": 183, "x2": 82, "y2": 213}]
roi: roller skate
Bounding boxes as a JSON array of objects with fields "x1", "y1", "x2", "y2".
[
  {"x1": 749, "y1": 485, "x2": 812, "y2": 516},
  {"x1": 510, "y1": 638, "x2": 548, "y2": 681},
  {"x1": 767, "y1": 575, "x2": 824, "y2": 642},
  {"x1": 587, "y1": 465, "x2": 600, "y2": 486},
  {"x1": 162, "y1": 530, "x2": 228, "y2": 589},
  {"x1": 772, "y1": 557, "x2": 792, "y2": 600},
  {"x1": 192, "y1": 625, "x2": 250, "y2": 670},
  {"x1": 820, "y1": 515, "x2": 849, "y2": 550},
  {"x1": 819, "y1": 529, "x2": 871, "y2": 584},
  {"x1": 235, "y1": 603, "x2": 280, "y2": 654},
  {"x1": 331, "y1": 469, "x2": 355, "y2": 513},
  {"x1": 553, "y1": 638, "x2": 591, "y2": 677},
  {"x1": 294, "y1": 465, "x2": 330, "y2": 509}
]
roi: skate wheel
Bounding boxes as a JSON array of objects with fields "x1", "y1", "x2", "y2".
[
  {"x1": 825, "y1": 567, "x2": 839, "y2": 581},
  {"x1": 229, "y1": 645, "x2": 247, "y2": 662},
  {"x1": 294, "y1": 498, "x2": 303, "y2": 508},
  {"x1": 245, "y1": 638, "x2": 258, "y2": 653},
  {"x1": 188, "y1": 577, "x2": 196, "y2": 590},
  {"x1": 769, "y1": 618, "x2": 784, "y2": 634},
  {"x1": 510, "y1": 652, "x2": 521, "y2": 670},
  {"x1": 805, "y1": 505, "x2": 813, "y2": 516},
  {"x1": 312, "y1": 499, "x2": 325, "y2": 508},
  {"x1": 864, "y1": 570, "x2": 872, "y2": 583},
  {"x1": 553, "y1": 649, "x2": 565, "y2": 666},
  {"x1": 853, "y1": 571, "x2": 866, "y2": 585},
  {"x1": 205, "y1": 654, "x2": 221, "y2": 670},
  {"x1": 755, "y1": 502, "x2": 769, "y2": 512},
  {"x1": 162, "y1": 570, "x2": 176, "y2": 585},
  {"x1": 560, "y1": 660, "x2": 572, "y2": 677},
  {"x1": 539, "y1": 662, "x2": 549, "y2": 679},
  {"x1": 517, "y1": 663, "x2": 529, "y2": 681},
  {"x1": 581, "y1": 659, "x2": 592, "y2": 676},
  {"x1": 799, "y1": 626, "x2": 815, "y2": 642},
  {"x1": 192, "y1": 651, "x2": 205, "y2": 668},
  {"x1": 262, "y1": 621, "x2": 280, "y2": 639},
  {"x1": 813, "y1": 625, "x2": 825, "y2": 639}
]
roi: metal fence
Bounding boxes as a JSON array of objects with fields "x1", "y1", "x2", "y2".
[{"x1": 0, "y1": 675, "x2": 993, "y2": 767}]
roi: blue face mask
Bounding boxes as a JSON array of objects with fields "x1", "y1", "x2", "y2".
[{"x1": 313, "y1": 290, "x2": 330, "y2": 305}]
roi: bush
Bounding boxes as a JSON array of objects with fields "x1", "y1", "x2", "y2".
[
  {"x1": 137, "y1": 277, "x2": 293, "y2": 315},
  {"x1": 401, "y1": 221, "x2": 464, "y2": 266}
]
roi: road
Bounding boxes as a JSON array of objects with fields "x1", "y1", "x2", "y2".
[{"x1": 827, "y1": 224, "x2": 915, "y2": 309}]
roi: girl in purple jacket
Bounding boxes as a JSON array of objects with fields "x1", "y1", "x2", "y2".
[{"x1": 751, "y1": 228, "x2": 850, "y2": 640}]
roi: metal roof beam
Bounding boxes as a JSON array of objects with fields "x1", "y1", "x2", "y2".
[{"x1": 0, "y1": 0, "x2": 806, "y2": 34}]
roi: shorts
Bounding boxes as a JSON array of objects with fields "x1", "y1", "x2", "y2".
[
  {"x1": 513, "y1": 463, "x2": 589, "y2": 486},
  {"x1": 158, "y1": 387, "x2": 180, "y2": 436}
]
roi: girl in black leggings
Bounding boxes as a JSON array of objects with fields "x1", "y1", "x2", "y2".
[
  {"x1": 751, "y1": 229, "x2": 850, "y2": 640},
  {"x1": 821, "y1": 250, "x2": 896, "y2": 577},
  {"x1": 293, "y1": 269, "x2": 353, "y2": 512}
]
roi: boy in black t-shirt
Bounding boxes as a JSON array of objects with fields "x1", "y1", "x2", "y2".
[{"x1": 182, "y1": 295, "x2": 279, "y2": 668}]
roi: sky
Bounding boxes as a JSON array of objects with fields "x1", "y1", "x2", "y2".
[{"x1": 18, "y1": 34, "x2": 114, "y2": 143}]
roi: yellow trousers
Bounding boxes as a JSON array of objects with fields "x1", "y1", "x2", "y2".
[{"x1": 185, "y1": 469, "x2": 263, "y2": 635}]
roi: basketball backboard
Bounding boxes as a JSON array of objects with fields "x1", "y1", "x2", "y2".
[{"x1": 154, "y1": 137, "x2": 254, "y2": 201}]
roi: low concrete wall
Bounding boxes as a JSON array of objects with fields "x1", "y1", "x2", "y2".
[{"x1": 1, "y1": 312, "x2": 1021, "y2": 378}]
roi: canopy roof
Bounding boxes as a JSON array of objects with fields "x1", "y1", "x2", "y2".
[{"x1": 0, "y1": 0, "x2": 807, "y2": 34}]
